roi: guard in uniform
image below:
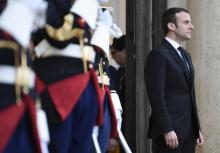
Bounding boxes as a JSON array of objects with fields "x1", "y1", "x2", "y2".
[
  {"x1": 33, "y1": 0, "x2": 104, "y2": 152},
  {"x1": 0, "y1": 0, "x2": 47, "y2": 152},
  {"x1": 90, "y1": 9, "x2": 123, "y2": 153}
]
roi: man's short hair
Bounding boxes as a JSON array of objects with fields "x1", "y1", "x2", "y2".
[
  {"x1": 112, "y1": 35, "x2": 126, "y2": 51},
  {"x1": 161, "y1": 7, "x2": 189, "y2": 33}
]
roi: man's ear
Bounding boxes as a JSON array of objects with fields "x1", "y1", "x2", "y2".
[{"x1": 167, "y1": 22, "x2": 176, "y2": 31}]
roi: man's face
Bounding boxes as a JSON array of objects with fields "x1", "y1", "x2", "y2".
[
  {"x1": 174, "y1": 12, "x2": 194, "y2": 41},
  {"x1": 112, "y1": 49, "x2": 126, "y2": 66}
]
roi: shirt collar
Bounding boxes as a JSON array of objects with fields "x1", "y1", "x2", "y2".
[
  {"x1": 165, "y1": 37, "x2": 182, "y2": 50},
  {"x1": 110, "y1": 58, "x2": 120, "y2": 70}
]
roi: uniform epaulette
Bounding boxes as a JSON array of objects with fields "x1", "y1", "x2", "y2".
[{"x1": 45, "y1": 13, "x2": 92, "y2": 49}]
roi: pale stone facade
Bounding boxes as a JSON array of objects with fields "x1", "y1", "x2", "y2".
[
  {"x1": 188, "y1": 0, "x2": 220, "y2": 153},
  {"x1": 169, "y1": 0, "x2": 220, "y2": 153},
  {"x1": 105, "y1": 0, "x2": 126, "y2": 34}
]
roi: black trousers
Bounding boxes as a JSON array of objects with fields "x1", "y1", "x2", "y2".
[{"x1": 152, "y1": 130, "x2": 196, "y2": 153}]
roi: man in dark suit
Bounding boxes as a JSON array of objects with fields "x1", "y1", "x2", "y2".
[
  {"x1": 110, "y1": 35, "x2": 126, "y2": 110},
  {"x1": 144, "y1": 7, "x2": 204, "y2": 153}
]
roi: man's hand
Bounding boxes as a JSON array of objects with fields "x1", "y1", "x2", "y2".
[
  {"x1": 196, "y1": 131, "x2": 204, "y2": 146},
  {"x1": 164, "y1": 131, "x2": 179, "y2": 149},
  {"x1": 107, "y1": 138, "x2": 118, "y2": 152},
  {"x1": 97, "y1": 9, "x2": 113, "y2": 29},
  {"x1": 110, "y1": 24, "x2": 123, "y2": 38}
]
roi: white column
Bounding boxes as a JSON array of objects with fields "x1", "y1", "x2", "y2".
[
  {"x1": 109, "y1": 0, "x2": 126, "y2": 34},
  {"x1": 167, "y1": 0, "x2": 186, "y2": 8},
  {"x1": 188, "y1": 0, "x2": 220, "y2": 153}
]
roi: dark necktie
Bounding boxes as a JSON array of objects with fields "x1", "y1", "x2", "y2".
[{"x1": 178, "y1": 47, "x2": 189, "y2": 71}]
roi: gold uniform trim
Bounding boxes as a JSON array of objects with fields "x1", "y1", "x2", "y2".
[
  {"x1": 0, "y1": 40, "x2": 31, "y2": 104},
  {"x1": 100, "y1": 74, "x2": 110, "y2": 85},
  {"x1": 0, "y1": 40, "x2": 19, "y2": 52},
  {"x1": 45, "y1": 13, "x2": 85, "y2": 41},
  {"x1": 83, "y1": 46, "x2": 96, "y2": 62},
  {"x1": 98, "y1": 58, "x2": 110, "y2": 87}
]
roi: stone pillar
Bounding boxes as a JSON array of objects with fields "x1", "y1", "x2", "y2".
[
  {"x1": 106, "y1": 0, "x2": 126, "y2": 34},
  {"x1": 126, "y1": 0, "x2": 151, "y2": 152},
  {"x1": 187, "y1": 0, "x2": 220, "y2": 153},
  {"x1": 167, "y1": 0, "x2": 186, "y2": 8},
  {"x1": 112, "y1": 0, "x2": 126, "y2": 34}
]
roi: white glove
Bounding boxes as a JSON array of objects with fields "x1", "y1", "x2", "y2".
[
  {"x1": 70, "y1": 0, "x2": 99, "y2": 29},
  {"x1": 90, "y1": 9, "x2": 112, "y2": 55},
  {"x1": 110, "y1": 24, "x2": 123, "y2": 38},
  {"x1": 97, "y1": 9, "x2": 113, "y2": 29},
  {"x1": 98, "y1": 0, "x2": 109, "y2": 4},
  {"x1": 110, "y1": 92, "x2": 123, "y2": 129},
  {"x1": 91, "y1": 9, "x2": 121, "y2": 56},
  {"x1": 98, "y1": 10, "x2": 122, "y2": 38}
]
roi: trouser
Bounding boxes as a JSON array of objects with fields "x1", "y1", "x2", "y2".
[
  {"x1": 90, "y1": 95, "x2": 112, "y2": 153},
  {"x1": 3, "y1": 113, "x2": 36, "y2": 153},
  {"x1": 48, "y1": 81, "x2": 98, "y2": 153}
]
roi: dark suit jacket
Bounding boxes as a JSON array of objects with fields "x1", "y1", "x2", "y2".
[{"x1": 144, "y1": 39, "x2": 200, "y2": 139}]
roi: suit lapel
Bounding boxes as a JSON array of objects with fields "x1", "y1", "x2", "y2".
[{"x1": 162, "y1": 39, "x2": 192, "y2": 85}]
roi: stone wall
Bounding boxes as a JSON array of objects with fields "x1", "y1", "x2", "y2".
[
  {"x1": 188, "y1": 0, "x2": 220, "y2": 153},
  {"x1": 106, "y1": 0, "x2": 126, "y2": 34}
]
